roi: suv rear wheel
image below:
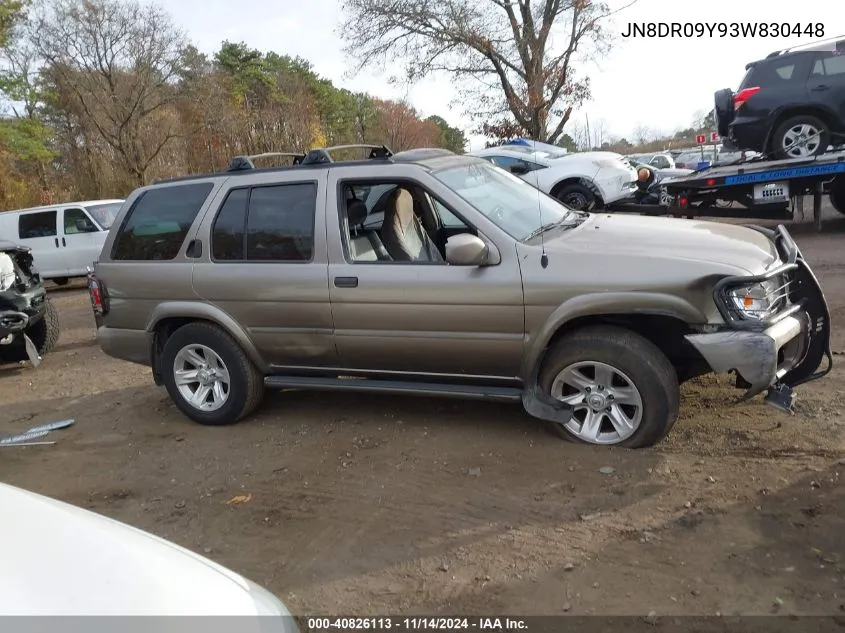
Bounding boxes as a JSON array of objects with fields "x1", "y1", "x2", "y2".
[
  {"x1": 538, "y1": 325, "x2": 680, "y2": 448},
  {"x1": 160, "y1": 322, "x2": 264, "y2": 426},
  {"x1": 772, "y1": 115, "x2": 830, "y2": 159},
  {"x1": 830, "y1": 176, "x2": 845, "y2": 216}
]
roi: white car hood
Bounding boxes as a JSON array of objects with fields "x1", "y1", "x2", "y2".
[{"x1": 0, "y1": 483, "x2": 296, "y2": 619}]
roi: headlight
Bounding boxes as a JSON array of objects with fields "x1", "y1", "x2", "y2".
[{"x1": 728, "y1": 279, "x2": 782, "y2": 320}]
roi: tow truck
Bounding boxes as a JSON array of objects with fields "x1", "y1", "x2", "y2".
[{"x1": 608, "y1": 149, "x2": 845, "y2": 230}]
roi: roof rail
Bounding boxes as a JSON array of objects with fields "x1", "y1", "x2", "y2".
[
  {"x1": 300, "y1": 144, "x2": 393, "y2": 165},
  {"x1": 227, "y1": 152, "x2": 307, "y2": 172},
  {"x1": 766, "y1": 34, "x2": 845, "y2": 58}
]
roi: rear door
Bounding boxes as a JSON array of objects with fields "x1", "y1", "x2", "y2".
[
  {"x1": 809, "y1": 48, "x2": 845, "y2": 133},
  {"x1": 16, "y1": 210, "x2": 65, "y2": 278},
  {"x1": 60, "y1": 207, "x2": 104, "y2": 275},
  {"x1": 191, "y1": 171, "x2": 337, "y2": 368}
]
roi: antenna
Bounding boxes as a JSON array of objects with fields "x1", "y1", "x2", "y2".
[{"x1": 533, "y1": 140, "x2": 548, "y2": 269}]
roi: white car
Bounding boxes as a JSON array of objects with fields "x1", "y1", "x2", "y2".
[
  {"x1": 0, "y1": 481, "x2": 299, "y2": 626},
  {"x1": 469, "y1": 145, "x2": 637, "y2": 210}
]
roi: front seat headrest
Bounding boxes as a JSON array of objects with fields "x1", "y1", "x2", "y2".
[{"x1": 346, "y1": 200, "x2": 368, "y2": 227}]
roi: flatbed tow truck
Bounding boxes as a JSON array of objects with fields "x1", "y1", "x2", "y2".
[{"x1": 608, "y1": 149, "x2": 845, "y2": 230}]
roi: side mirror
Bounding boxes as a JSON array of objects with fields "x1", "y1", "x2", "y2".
[
  {"x1": 445, "y1": 233, "x2": 499, "y2": 266},
  {"x1": 509, "y1": 163, "x2": 529, "y2": 175},
  {"x1": 76, "y1": 219, "x2": 95, "y2": 232}
]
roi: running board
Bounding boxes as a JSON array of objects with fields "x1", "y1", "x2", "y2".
[{"x1": 264, "y1": 375, "x2": 523, "y2": 402}]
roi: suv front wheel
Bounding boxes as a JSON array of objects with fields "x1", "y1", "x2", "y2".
[
  {"x1": 538, "y1": 325, "x2": 680, "y2": 448},
  {"x1": 160, "y1": 322, "x2": 265, "y2": 426}
]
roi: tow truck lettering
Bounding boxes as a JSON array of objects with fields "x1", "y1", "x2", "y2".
[{"x1": 724, "y1": 163, "x2": 845, "y2": 185}]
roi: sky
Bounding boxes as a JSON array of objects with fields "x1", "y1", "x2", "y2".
[{"x1": 160, "y1": 0, "x2": 845, "y2": 150}]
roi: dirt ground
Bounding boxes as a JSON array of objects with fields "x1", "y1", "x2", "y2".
[{"x1": 2, "y1": 207, "x2": 845, "y2": 618}]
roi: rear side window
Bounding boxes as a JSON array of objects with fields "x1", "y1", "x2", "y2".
[
  {"x1": 210, "y1": 182, "x2": 317, "y2": 262},
  {"x1": 742, "y1": 54, "x2": 813, "y2": 89},
  {"x1": 112, "y1": 183, "x2": 213, "y2": 261},
  {"x1": 19, "y1": 211, "x2": 57, "y2": 239}
]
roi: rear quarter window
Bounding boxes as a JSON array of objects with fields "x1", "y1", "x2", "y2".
[
  {"x1": 111, "y1": 183, "x2": 213, "y2": 261},
  {"x1": 740, "y1": 53, "x2": 813, "y2": 89}
]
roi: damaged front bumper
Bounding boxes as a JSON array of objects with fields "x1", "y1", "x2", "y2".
[{"x1": 685, "y1": 224, "x2": 832, "y2": 409}]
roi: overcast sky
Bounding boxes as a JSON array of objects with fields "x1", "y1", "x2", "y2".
[{"x1": 160, "y1": 0, "x2": 844, "y2": 150}]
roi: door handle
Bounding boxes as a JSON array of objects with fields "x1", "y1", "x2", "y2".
[
  {"x1": 811, "y1": 84, "x2": 830, "y2": 91},
  {"x1": 54, "y1": 238, "x2": 59, "y2": 248},
  {"x1": 62, "y1": 237, "x2": 66, "y2": 247},
  {"x1": 334, "y1": 276, "x2": 359, "y2": 288}
]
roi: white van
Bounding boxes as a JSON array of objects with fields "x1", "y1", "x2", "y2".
[{"x1": 0, "y1": 199, "x2": 124, "y2": 285}]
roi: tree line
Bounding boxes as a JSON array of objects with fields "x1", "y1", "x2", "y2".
[{"x1": 0, "y1": 0, "x2": 467, "y2": 210}]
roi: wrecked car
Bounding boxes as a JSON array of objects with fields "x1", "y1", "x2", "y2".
[
  {"x1": 88, "y1": 145, "x2": 831, "y2": 448},
  {"x1": 0, "y1": 240, "x2": 60, "y2": 367}
]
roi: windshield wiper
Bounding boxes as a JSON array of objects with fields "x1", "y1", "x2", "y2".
[{"x1": 522, "y1": 215, "x2": 585, "y2": 242}]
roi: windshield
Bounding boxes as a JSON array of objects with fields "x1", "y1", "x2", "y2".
[
  {"x1": 433, "y1": 161, "x2": 579, "y2": 241},
  {"x1": 85, "y1": 202, "x2": 123, "y2": 229}
]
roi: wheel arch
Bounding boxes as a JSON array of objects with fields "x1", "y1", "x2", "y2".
[
  {"x1": 550, "y1": 177, "x2": 605, "y2": 206},
  {"x1": 145, "y1": 302, "x2": 267, "y2": 384},
  {"x1": 764, "y1": 106, "x2": 840, "y2": 153},
  {"x1": 523, "y1": 293, "x2": 709, "y2": 383}
]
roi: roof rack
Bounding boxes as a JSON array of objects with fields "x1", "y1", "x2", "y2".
[
  {"x1": 227, "y1": 152, "x2": 307, "y2": 172},
  {"x1": 300, "y1": 144, "x2": 393, "y2": 165},
  {"x1": 765, "y1": 34, "x2": 845, "y2": 59}
]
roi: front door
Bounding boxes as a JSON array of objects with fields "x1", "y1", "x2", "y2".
[
  {"x1": 16, "y1": 210, "x2": 65, "y2": 278},
  {"x1": 325, "y1": 167, "x2": 525, "y2": 378},
  {"x1": 60, "y1": 207, "x2": 104, "y2": 275}
]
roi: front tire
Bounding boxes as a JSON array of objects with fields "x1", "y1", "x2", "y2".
[
  {"x1": 538, "y1": 325, "x2": 680, "y2": 448},
  {"x1": 28, "y1": 296, "x2": 60, "y2": 355},
  {"x1": 772, "y1": 115, "x2": 830, "y2": 159},
  {"x1": 160, "y1": 322, "x2": 264, "y2": 426}
]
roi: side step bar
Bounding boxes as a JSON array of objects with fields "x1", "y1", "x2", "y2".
[{"x1": 264, "y1": 375, "x2": 523, "y2": 402}]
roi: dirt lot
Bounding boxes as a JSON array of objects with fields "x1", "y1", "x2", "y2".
[{"x1": 2, "y1": 208, "x2": 845, "y2": 617}]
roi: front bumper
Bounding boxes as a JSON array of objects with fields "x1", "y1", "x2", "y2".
[{"x1": 684, "y1": 224, "x2": 832, "y2": 400}]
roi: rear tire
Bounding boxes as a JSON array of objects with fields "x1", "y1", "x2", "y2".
[
  {"x1": 160, "y1": 322, "x2": 264, "y2": 426},
  {"x1": 52, "y1": 277, "x2": 69, "y2": 286},
  {"x1": 554, "y1": 183, "x2": 598, "y2": 211},
  {"x1": 772, "y1": 115, "x2": 830, "y2": 159},
  {"x1": 538, "y1": 325, "x2": 680, "y2": 448},
  {"x1": 830, "y1": 176, "x2": 845, "y2": 216}
]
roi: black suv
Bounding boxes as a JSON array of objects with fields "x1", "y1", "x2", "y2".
[{"x1": 715, "y1": 37, "x2": 845, "y2": 159}]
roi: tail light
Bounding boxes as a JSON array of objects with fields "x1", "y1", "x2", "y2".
[
  {"x1": 87, "y1": 267, "x2": 108, "y2": 316},
  {"x1": 734, "y1": 87, "x2": 760, "y2": 110}
]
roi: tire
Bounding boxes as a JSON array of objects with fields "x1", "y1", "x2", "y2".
[
  {"x1": 714, "y1": 88, "x2": 734, "y2": 138},
  {"x1": 28, "y1": 296, "x2": 60, "y2": 355},
  {"x1": 52, "y1": 277, "x2": 69, "y2": 286},
  {"x1": 538, "y1": 325, "x2": 680, "y2": 448},
  {"x1": 772, "y1": 115, "x2": 830, "y2": 159},
  {"x1": 830, "y1": 176, "x2": 845, "y2": 216},
  {"x1": 555, "y1": 183, "x2": 597, "y2": 211},
  {"x1": 160, "y1": 322, "x2": 264, "y2": 426}
]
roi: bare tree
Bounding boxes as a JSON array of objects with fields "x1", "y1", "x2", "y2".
[
  {"x1": 30, "y1": 0, "x2": 187, "y2": 185},
  {"x1": 339, "y1": 0, "x2": 634, "y2": 144},
  {"x1": 632, "y1": 124, "x2": 652, "y2": 146}
]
